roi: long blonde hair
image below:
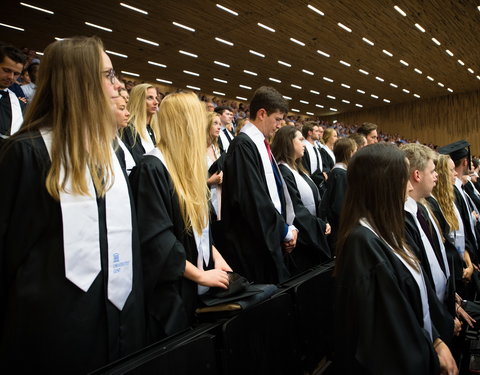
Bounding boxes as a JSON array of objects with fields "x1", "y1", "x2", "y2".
[
  {"x1": 127, "y1": 83, "x2": 160, "y2": 143},
  {"x1": 157, "y1": 92, "x2": 209, "y2": 235},
  {"x1": 206, "y1": 111, "x2": 219, "y2": 148},
  {"x1": 432, "y1": 154, "x2": 459, "y2": 231},
  {"x1": 19, "y1": 36, "x2": 115, "y2": 200}
]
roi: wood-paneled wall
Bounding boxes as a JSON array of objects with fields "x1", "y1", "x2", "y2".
[{"x1": 322, "y1": 89, "x2": 480, "y2": 154}]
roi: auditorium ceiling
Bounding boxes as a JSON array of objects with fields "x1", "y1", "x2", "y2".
[{"x1": 3, "y1": 0, "x2": 480, "y2": 117}]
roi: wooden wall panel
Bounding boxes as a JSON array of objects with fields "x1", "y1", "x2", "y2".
[{"x1": 322, "y1": 89, "x2": 480, "y2": 153}]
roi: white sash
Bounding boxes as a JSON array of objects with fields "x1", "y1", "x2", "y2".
[
  {"x1": 322, "y1": 144, "x2": 336, "y2": 164},
  {"x1": 40, "y1": 129, "x2": 133, "y2": 310},
  {"x1": 7, "y1": 89, "x2": 23, "y2": 135},
  {"x1": 455, "y1": 179, "x2": 477, "y2": 240},
  {"x1": 148, "y1": 148, "x2": 211, "y2": 270},
  {"x1": 280, "y1": 162, "x2": 317, "y2": 215},
  {"x1": 302, "y1": 140, "x2": 320, "y2": 173},
  {"x1": 359, "y1": 217, "x2": 433, "y2": 341},
  {"x1": 218, "y1": 129, "x2": 230, "y2": 152},
  {"x1": 117, "y1": 136, "x2": 136, "y2": 175},
  {"x1": 140, "y1": 129, "x2": 155, "y2": 155},
  {"x1": 241, "y1": 122, "x2": 295, "y2": 225}
]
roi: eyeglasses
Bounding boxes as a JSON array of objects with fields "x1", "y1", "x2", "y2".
[{"x1": 102, "y1": 68, "x2": 116, "y2": 84}]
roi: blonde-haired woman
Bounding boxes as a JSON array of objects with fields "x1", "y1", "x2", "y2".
[
  {"x1": 206, "y1": 111, "x2": 223, "y2": 221},
  {"x1": 130, "y1": 91, "x2": 231, "y2": 344},
  {"x1": 122, "y1": 83, "x2": 159, "y2": 163},
  {"x1": 320, "y1": 127, "x2": 338, "y2": 173},
  {"x1": 0, "y1": 36, "x2": 145, "y2": 373}
]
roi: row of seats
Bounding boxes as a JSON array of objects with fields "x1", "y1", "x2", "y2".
[{"x1": 89, "y1": 262, "x2": 335, "y2": 375}]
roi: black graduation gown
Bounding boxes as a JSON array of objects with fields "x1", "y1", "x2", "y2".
[
  {"x1": 221, "y1": 133, "x2": 290, "y2": 284},
  {"x1": 0, "y1": 131, "x2": 145, "y2": 374},
  {"x1": 335, "y1": 225, "x2": 440, "y2": 375},
  {"x1": 464, "y1": 181, "x2": 480, "y2": 212},
  {"x1": 278, "y1": 165, "x2": 331, "y2": 275},
  {"x1": 404, "y1": 211, "x2": 454, "y2": 346},
  {"x1": 121, "y1": 124, "x2": 156, "y2": 165},
  {"x1": 318, "y1": 167, "x2": 347, "y2": 253},
  {"x1": 0, "y1": 90, "x2": 26, "y2": 137},
  {"x1": 301, "y1": 145, "x2": 326, "y2": 192},
  {"x1": 129, "y1": 155, "x2": 214, "y2": 344},
  {"x1": 453, "y1": 186, "x2": 480, "y2": 263},
  {"x1": 320, "y1": 147, "x2": 334, "y2": 173}
]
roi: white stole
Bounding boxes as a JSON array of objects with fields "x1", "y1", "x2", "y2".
[
  {"x1": 117, "y1": 136, "x2": 136, "y2": 175},
  {"x1": 302, "y1": 140, "x2": 320, "y2": 173},
  {"x1": 6, "y1": 89, "x2": 23, "y2": 135},
  {"x1": 241, "y1": 122, "x2": 295, "y2": 225},
  {"x1": 40, "y1": 129, "x2": 133, "y2": 310},
  {"x1": 140, "y1": 129, "x2": 155, "y2": 155},
  {"x1": 455, "y1": 178, "x2": 477, "y2": 240},
  {"x1": 359, "y1": 217, "x2": 433, "y2": 341},
  {"x1": 218, "y1": 129, "x2": 230, "y2": 152},
  {"x1": 322, "y1": 144, "x2": 336, "y2": 164},
  {"x1": 279, "y1": 162, "x2": 317, "y2": 215},
  {"x1": 148, "y1": 147, "x2": 211, "y2": 294}
]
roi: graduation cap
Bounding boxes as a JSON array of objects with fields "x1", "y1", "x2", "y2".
[{"x1": 437, "y1": 140, "x2": 471, "y2": 166}]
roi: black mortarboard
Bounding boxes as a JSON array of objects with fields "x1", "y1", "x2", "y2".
[{"x1": 437, "y1": 140, "x2": 471, "y2": 165}]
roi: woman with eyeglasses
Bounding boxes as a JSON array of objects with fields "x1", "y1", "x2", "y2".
[
  {"x1": 122, "y1": 83, "x2": 160, "y2": 164},
  {"x1": 335, "y1": 143, "x2": 457, "y2": 375},
  {"x1": 129, "y1": 91, "x2": 231, "y2": 344},
  {"x1": 0, "y1": 36, "x2": 145, "y2": 373}
]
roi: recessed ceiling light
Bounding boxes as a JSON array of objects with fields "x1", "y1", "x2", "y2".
[
  {"x1": 290, "y1": 37, "x2": 305, "y2": 46},
  {"x1": 315, "y1": 104, "x2": 324, "y2": 108},
  {"x1": 106, "y1": 50, "x2": 128, "y2": 58},
  {"x1": 468, "y1": 68, "x2": 475, "y2": 74},
  {"x1": 445, "y1": 49, "x2": 454, "y2": 56},
  {"x1": 214, "y1": 60, "x2": 230, "y2": 68},
  {"x1": 359, "y1": 69, "x2": 369, "y2": 75},
  {"x1": 213, "y1": 78, "x2": 228, "y2": 83},
  {"x1": 0, "y1": 22, "x2": 24, "y2": 31},
  {"x1": 362, "y1": 37, "x2": 374, "y2": 46},
  {"x1": 382, "y1": 50, "x2": 393, "y2": 57},
  {"x1": 236, "y1": 96, "x2": 248, "y2": 101},
  {"x1": 121, "y1": 71, "x2": 139, "y2": 77},
  {"x1": 477, "y1": 76, "x2": 480, "y2": 80},
  {"x1": 390, "y1": 83, "x2": 398, "y2": 88},
  {"x1": 213, "y1": 91, "x2": 225, "y2": 96},
  {"x1": 269, "y1": 77, "x2": 282, "y2": 83},
  {"x1": 330, "y1": 108, "x2": 338, "y2": 112},
  {"x1": 36, "y1": 52, "x2": 44, "y2": 56},
  {"x1": 400, "y1": 60, "x2": 409, "y2": 66},
  {"x1": 183, "y1": 70, "x2": 199, "y2": 76},
  {"x1": 413, "y1": 94, "x2": 421, "y2": 98},
  {"x1": 239, "y1": 84, "x2": 252, "y2": 89},
  {"x1": 327, "y1": 95, "x2": 336, "y2": 99},
  {"x1": 307, "y1": 4, "x2": 324, "y2": 16},
  {"x1": 120, "y1": 3, "x2": 148, "y2": 14},
  {"x1": 20, "y1": 2, "x2": 54, "y2": 14},
  {"x1": 291, "y1": 109, "x2": 300, "y2": 113},
  {"x1": 458, "y1": 59, "x2": 465, "y2": 66},
  {"x1": 216, "y1": 4, "x2": 238, "y2": 16},
  {"x1": 257, "y1": 23, "x2": 276, "y2": 32},
  {"x1": 156, "y1": 78, "x2": 172, "y2": 84},
  {"x1": 302, "y1": 69, "x2": 314, "y2": 75},
  {"x1": 339, "y1": 60, "x2": 351, "y2": 67},
  {"x1": 148, "y1": 61, "x2": 166, "y2": 68},
  {"x1": 186, "y1": 85, "x2": 200, "y2": 91},
  {"x1": 310, "y1": 89, "x2": 320, "y2": 94},
  {"x1": 278, "y1": 60, "x2": 292, "y2": 67},
  {"x1": 300, "y1": 100, "x2": 309, "y2": 104},
  {"x1": 383, "y1": 99, "x2": 390, "y2": 103},
  {"x1": 426, "y1": 76, "x2": 434, "y2": 81},
  {"x1": 402, "y1": 88, "x2": 410, "y2": 93},
  {"x1": 317, "y1": 50, "x2": 330, "y2": 58},
  {"x1": 342, "y1": 99, "x2": 350, "y2": 104},
  {"x1": 375, "y1": 76, "x2": 384, "y2": 82},
  {"x1": 341, "y1": 83, "x2": 351, "y2": 89},
  {"x1": 356, "y1": 104, "x2": 363, "y2": 107},
  {"x1": 431, "y1": 37, "x2": 441, "y2": 46},
  {"x1": 243, "y1": 69, "x2": 258, "y2": 76},
  {"x1": 371, "y1": 94, "x2": 379, "y2": 99},
  {"x1": 414, "y1": 23, "x2": 425, "y2": 32},
  {"x1": 306, "y1": 112, "x2": 314, "y2": 116},
  {"x1": 136, "y1": 37, "x2": 159, "y2": 46},
  {"x1": 357, "y1": 89, "x2": 365, "y2": 94},
  {"x1": 215, "y1": 37, "x2": 234, "y2": 46},
  {"x1": 179, "y1": 50, "x2": 198, "y2": 58},
  {"x1": 283, "y1": 96, "x2": 292, "y2": 100},
  {"x1": 394, "y1": 5, "x2": 407, "y2": 16},
  {"x1": 249, "y1": 50, "x2": 265, "y2": 58},
  {"x1": 414, "y1": 68, "x2": 422, "y2": 74},
  {"x1": 323, "y1": 77, "x2": 334, "y2": 82},
  {"x1": 291, "y1": 84, "x2": 302, "y2": 89},
  {"x1": 437, "y1": 82, "x2": 444, "y2": 87},
  {"x1": 172, "y1": 21, "x2": 195, "y2": 32},
  {"x1": 447, "y1": 88, "x2": 453, "y2": 92},
  {"x1": 337, "y1": 23, "x2": 352, "y2": 32}
]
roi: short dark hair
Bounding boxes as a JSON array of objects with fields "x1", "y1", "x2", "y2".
[
  {"x1": 214, "y1": 105, "x2": 233, "y2": 115},
  {"x1": 301, "y1": 121, "x2": 317, "y2": 138},
  {"x1": 249, "y1": 86, "x2": 288, "y2": 120},
  {"x1": 357, "y1": 122, "x2": 378, "y2": 137},
  {"x1": 0, "y1": 42, "x2": 27, "y2": 65}
]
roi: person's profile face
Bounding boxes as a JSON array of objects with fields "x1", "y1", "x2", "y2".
[
  {"x1": 101, "y1": 51, "x2": 120, "y2": 98},
  {"x1": 145, "y1": 87, "x2": 159, "y2": 115},
  {"x1": 366, "y1": 130, "x2": 378, "y2": 144},
  {"x1": 0, "y1": 56, "x2": 24, "y2": 89},
  {"x1": 112, "y1": 96, "x2": 129, "y2": 129},
  {"x1": 263, "y1": 110, "x2": 284, "y2": 137},
  {"x1": 210, "y1": 115, "x2": 221, "y2": 138}
]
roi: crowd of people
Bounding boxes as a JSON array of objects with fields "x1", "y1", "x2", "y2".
[{"x1": 2, "y1": 36, "x2": 480, "y2": 374}]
